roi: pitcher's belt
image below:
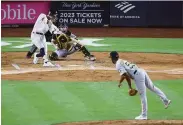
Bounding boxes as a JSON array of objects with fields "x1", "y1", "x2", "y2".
[{"x1": 33, "y1": 32, "x2": 44, "y2": 35}]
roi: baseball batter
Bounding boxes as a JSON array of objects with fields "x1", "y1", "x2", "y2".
[
  {"x1": 110, "y1": 51, "x2": 171, "y2": 120},
  {"x1": 30, "y1": 11, "x2": 58, "y2": 66},
  {"x1": 26, "y1": 23, "x2": 59, "y2": 59}
]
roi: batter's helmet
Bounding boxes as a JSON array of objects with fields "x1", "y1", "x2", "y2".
[
  {"x1": 47, "y1": 11, "x2": 58, "y2": 23},
  {"x1": 109, "y1": 51, "x2": 119, "y2": 59}
]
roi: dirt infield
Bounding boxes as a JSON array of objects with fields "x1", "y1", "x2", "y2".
[
  {"x1": 2, "y1": 52, "x2": 183, "y2": 82},
  {"x1": 2, "y1": 27, "x2": 183, "y2": 125},
  {"x1": 57, "y1": 120, "x2": 183, "y2": 125}
]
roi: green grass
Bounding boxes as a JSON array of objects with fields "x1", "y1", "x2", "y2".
[
  {"x1": 2, "y1": 79, "x2": 183, "y2": 125},
  {"x1": 1, "y1": 37, "x2": 183, "y2": 54},
  {"x1": 2, "y1": 37, "x2": 183, "y2": 125}
]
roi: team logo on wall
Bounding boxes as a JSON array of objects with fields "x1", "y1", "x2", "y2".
[{"x1": 115, "y1": 1, "x2": 135, "y2": 13}]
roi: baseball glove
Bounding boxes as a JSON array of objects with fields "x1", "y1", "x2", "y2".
[{"x1": 128, "y1": 89, "x2": 138, "y2": 96}]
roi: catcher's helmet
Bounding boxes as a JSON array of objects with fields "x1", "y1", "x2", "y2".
[{"x1": 110, "y1": 51, "x2": 119, "y2": 59}]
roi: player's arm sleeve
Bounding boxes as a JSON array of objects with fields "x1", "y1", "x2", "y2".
[
  {"x1": 116, "y1": 64, "x2": 127, "y2": 76},
  {"x1": 38, "y1": 13, "x2": 48, "y2": 24}
]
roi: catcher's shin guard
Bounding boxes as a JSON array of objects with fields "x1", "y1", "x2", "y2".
[
  {"x1": 81, "y1": 46, "x2": 91, "y2": 57},
  {"x1": 74, "y1": 43, "x2": 96, "y2": 61},
  {"x1": 49, "y1": 52, "x2": 59, "y2": 61}
]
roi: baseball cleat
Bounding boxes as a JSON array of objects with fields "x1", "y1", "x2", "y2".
[
  {"x1": 43, "y1": 61, "x2": 55, "y2": 67},
  {"x1": 33, "y1": 53, "x2": 39, "y2": 64},
  {"x1": 26, "y1": 55, "x2": 32, "y2": 59},
  {"x1": 135, "y1": 115, "x2": 147, "y2": 120},
  {"x1": 26, "y1": 51, "x2": 33, "y2": 59},
  {"x1": 85, "y1": 55, "x2": 96, "y2": 61},
  {"x1": 164, "y1": 100, "x2": 171, "y2": 109}
]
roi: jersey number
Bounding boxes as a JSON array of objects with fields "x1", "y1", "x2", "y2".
[{"x1": 125, "y1": 61, "x2": 135, "y2": 69}]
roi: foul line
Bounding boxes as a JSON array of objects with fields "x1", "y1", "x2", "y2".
[
  {"x1": 1, "y1": 66, "x2": 114, "y2": 75},
  {"x1": 1, "y1": 66, "x2": 183, "y2": 75}
]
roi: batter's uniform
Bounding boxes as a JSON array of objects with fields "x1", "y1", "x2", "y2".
[
  {"x1": 115, "y1": 59, "x2": 170, "y2": 118},
  {"x1": 31, "y1": 13, "x2": 55, "y2": 66},
  {"x1": 26, "y1": 23, "x2": 59, "y2": 58}
]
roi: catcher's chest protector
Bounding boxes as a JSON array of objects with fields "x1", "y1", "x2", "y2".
[{"x1": 55, "y1": 34, "x2": 71, "y2": 49}]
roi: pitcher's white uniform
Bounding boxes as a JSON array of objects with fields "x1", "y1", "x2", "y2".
[{"x1": 116, "y1": 59, "x2": 170, "y2": 118}]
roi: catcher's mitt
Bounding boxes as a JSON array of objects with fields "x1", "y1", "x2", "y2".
[{"x1": 128, "y1": 89, "x2": 138, "y2": 96}]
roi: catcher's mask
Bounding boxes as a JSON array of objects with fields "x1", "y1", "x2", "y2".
[
  {"x1": 109, "y1": 51, "x2": 119, "y2": 64},
  {"x1": 59, "y1": 23, "x2": 68, "y2": 33}
]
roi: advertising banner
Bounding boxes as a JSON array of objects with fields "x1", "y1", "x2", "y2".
[
  {"x1": 51, "y1": 1, "x2": 109, "y2": 27},
  {"x1": 182, "y1": 2, "x2": 183, "y2": 27},
  {"x1": 110, "y1": 1, "x2": 148, "y2": 27},
  {"x1": 147, "y1": 1, "x2": 182, "y2": 27},
  {"x1": 1, "y1": 1, "x2": 50, "y2": 27}
]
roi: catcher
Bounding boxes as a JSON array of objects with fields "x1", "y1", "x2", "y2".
[
  {"x1": 49, "y1": 24, "x2": 96, "y2": 61},
  {"x1": 110, "y1": 51, "x2": 171, "y2": 120}
]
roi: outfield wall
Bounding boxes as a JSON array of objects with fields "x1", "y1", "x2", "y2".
[
  {"x1": 1, "y1": 1, "x2": 183, "y2": 28},
  {"x1": 2, "y1": 28, "x2": 183, "y2": 38}
]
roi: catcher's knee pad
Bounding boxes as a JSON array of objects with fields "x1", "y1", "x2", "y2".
[{"x1": 49, "y1": 52, "x2": 58, "y2": 61}]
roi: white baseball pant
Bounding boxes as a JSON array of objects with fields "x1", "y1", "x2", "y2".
[
  {"x1": 134, "y1": 68, "x2": 169, "y2": 117},
  {"x1": 31, "y1": 33, "x2": 47, "y2": 55}
]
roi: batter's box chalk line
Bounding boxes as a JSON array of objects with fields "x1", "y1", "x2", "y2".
[
  {"x1": 55, "y1": 63, "x2": 62, "y2": 68},
  {"x1": 90, "y1": 65, "x2": 96, "y2": 70},
  {"x1": 11, "y1": 63, "x2": 21, "y2": 70},
  {"x1": 85, "y1": 60, "x2": 96, "y2": 65}
]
